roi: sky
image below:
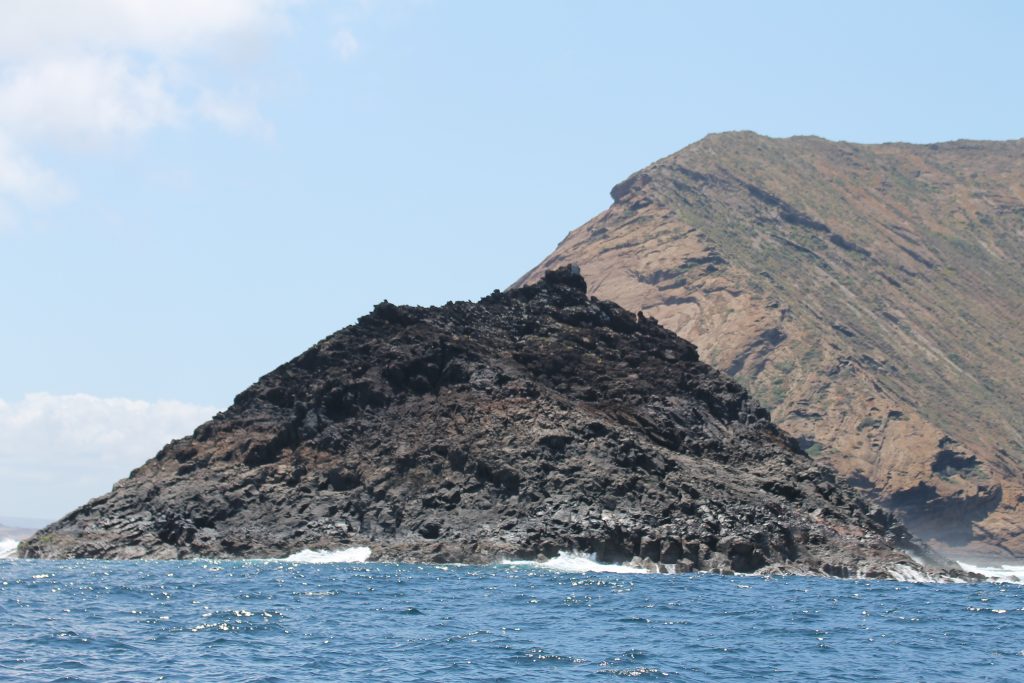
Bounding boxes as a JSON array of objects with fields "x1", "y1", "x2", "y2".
[{"x1": 2, "y1": 0, "x2": 1023, "y2": 521}]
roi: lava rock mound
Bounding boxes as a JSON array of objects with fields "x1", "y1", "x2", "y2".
[{"x1": 21, "y1": 267, "x2": 957, "y2": 577}]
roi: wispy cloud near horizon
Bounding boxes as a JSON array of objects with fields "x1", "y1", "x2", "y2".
[{"x1": 0, "y1": 392, "x2": 216, "y2": 519}]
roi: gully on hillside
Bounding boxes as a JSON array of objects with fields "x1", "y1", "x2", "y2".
[{"x1": 518, "y1": 132, "x2": 1024, "y2": 558}]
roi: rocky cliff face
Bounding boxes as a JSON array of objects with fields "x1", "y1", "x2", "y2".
[
  {"x1": 20, "y1": 268, "x2": 954, "y2": 578},
  {"x1": 517, "y1": 133, "x2": 1024, "y2": 558}
]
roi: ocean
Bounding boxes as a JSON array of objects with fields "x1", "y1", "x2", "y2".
[{"x1": 1, "y1": 549, "x2": 1022, "y2": 682}]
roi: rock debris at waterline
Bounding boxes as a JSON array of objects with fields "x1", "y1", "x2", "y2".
[{"x1": 20, "y1": 267, "x2": 973, "y2": 580}]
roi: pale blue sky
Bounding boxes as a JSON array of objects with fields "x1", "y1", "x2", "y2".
[{"x1": 1, "y1": 0, "x2": 1023, "y2": 519}]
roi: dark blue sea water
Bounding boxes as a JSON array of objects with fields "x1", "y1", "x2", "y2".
[{"x1": 1, "y1": 558, "x2": 1022, "y2": 682}]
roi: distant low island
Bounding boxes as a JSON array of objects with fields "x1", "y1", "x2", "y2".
[
  {"x1": 20, "y1": 267, "x2": 972, "y2": 580},
  {"x1": 0, "y1": 518, "x2": 46, "y2": 541}
]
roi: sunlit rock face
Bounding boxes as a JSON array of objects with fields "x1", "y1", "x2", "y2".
[{"x1": 518, "y1": 132, "x2": 1024, "y2": 558}]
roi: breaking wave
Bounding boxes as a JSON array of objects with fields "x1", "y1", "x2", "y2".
[
  {"x1": 957, "y1": 561, "x2": 1024, "y2": 584},
  {"x1": 505, "y1": 551, "x2": 650, "y2": 574},
  {"x1": 283, "y1": 547, "x2": 372, "y2": 563},
  {"x1": 884, "y1": 563, "x2": 942, "y2": 584},
  {"x1": 0, "y1": 538, "x2": 18, "y2": 558}
]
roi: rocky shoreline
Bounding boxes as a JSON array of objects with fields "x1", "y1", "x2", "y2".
[{"x1": 19, "y1": 267, "x2": 976, "y2": 581}]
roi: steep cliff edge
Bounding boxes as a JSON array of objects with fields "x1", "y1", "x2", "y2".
[
  {"x1": 517, "y1": 133, "x2": 1024, "y2": 558},
  {"x1": 20, "y1": 268, "x2": 954, "y2": 578}
]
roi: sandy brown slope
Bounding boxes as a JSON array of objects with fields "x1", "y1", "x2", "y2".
[{"x1": 518, "y1": 132, "x2": 1024, "y2": 558}]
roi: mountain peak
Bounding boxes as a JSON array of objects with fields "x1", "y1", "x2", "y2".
[
  {"x1": 18, "y1": 265, "x2": 958, "y2": 578},
  {"x1": 520, "y1": 133, "x2": 1024, "y2": 558}
]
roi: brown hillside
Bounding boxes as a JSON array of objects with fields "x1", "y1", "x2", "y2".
[{"x1": 518, "y1": 132, "x2": 1024, "y2": 558}]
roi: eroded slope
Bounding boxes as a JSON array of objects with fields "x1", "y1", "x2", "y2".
[{"x1": 519, "y1": 133, "x2": 1024, "y2": 557}]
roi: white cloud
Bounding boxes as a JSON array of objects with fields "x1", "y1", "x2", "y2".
[
  {"x1": 0, "y1": 136, "x2": 72, "y2": 203},
  {"x1": 333, "y1": 28, "x2": 360, "y2": 61},
  {"x1": 0, "y1": 57, "x2": 180, "y2": 143},
  {"x1": 0, "y1": 0, "x2": 296, "y2": 60},
  {"x1": 197, "y1": 91, "x2": 274, "y2": 139},
  {"x1": 0, "y1": 1, "x2": 300, "y2": 218},
  {"x1": 0, "y1": 392, "x2": 216, "y2": 519}
]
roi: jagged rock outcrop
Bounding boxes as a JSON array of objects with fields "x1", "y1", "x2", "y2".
[
  {"x1": 21, "y1": 268, "x2": 964, "y2": 578},
  {"x1": 517, "y1": 133, "x2": 1024, "y2": 558}
]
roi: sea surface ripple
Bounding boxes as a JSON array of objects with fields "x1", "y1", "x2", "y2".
[{"x1": 1, "y1": 558, "x2": 1022, "y2": 681}]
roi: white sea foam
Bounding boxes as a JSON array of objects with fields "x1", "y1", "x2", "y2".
[
  {"x1": 957, "y1": 561, "x2": 1024, "y2": 584},
  {"x1": 506, "y1": 551, "x2": 650, "y2": 574},
  {"x1": 284, "y1": 547, "x2": 372, "y2": 563},
  {"x1": 886, "y1": 563, "x2": 939, "y2": 583},
  {"x1": 0, "y1": 538, "x2": 18, "y2": 558}
]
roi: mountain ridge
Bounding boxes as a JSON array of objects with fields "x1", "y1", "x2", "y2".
[{"x1": 518, "y1": 132, "x2": 1024, "y2": 557}]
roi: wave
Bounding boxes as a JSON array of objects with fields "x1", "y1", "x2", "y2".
[
  {"x1": 0, "y1": 538, "x2": 18, "y2": 558},
  {"x1": 957, "y1": 561, "x2": 1024, "y2": 584},
  {"x1": 505, "y1": 551, "x2": 650, "y2": 574},
  {"x1": 283, "y1": 547, "x2": 372, "y2": 563},
  {"x1": 883, "y1": 563, "x2": 943, "y2": 583}
]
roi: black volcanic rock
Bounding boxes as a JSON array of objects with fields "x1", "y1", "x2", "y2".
[{"x1": 21, "y1": 268, "x2": 963, "y2": 578}]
